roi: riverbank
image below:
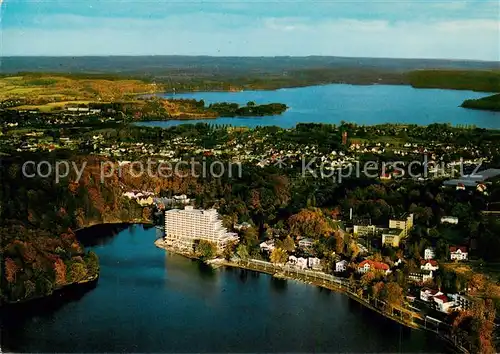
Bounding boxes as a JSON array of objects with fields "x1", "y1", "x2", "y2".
[
  {"x1": 154, "y1": 239, "x2": 467, "y2": 353},
  {"x1": 154, "y1": 241, "x2": 418, "y2": 329},
  {"x1": 73, "y1": 218, "x2": 152, "y2": 232},
  {"x1": 0, "y1": 273, "x2": 99, "y2": 308}
]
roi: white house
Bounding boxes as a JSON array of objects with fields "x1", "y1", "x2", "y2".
[
  {"x1": 298, "y1": 238, "x2": 314, "y2": 248},
  {"x1": 420, "y1": 288, "x2": 443, "y2": 302},
  {"x1": 308, "y1": 257, "x2": 321, "y2": 270},
  {"x1": 288, "y1": 255, "x2": 298, "y2": 265},
  {"x1": 424, "y1": 247, "x2": 436, "y2": 260},
  {"x1": 335, "y1": 260, "x2": 348, "y2": 272},
  {"x1": 433, "y1": 294, "x2": 456, "y2": 314},
  {"x1": 296, "y1": 257, "x2": 308, "y2": 269},
  {"x1": 260, "y1": 240, "x2": 275, "y2": 253},
  {"x1": 450, "y1": 246, "x2": 468, "y2": 261},
  {"x1": 357, "y1": 260, "x2": 390, "y2": 274},
  {"x1": 420, "y1": 260, "x2": 439, "y2": 271},
  {"x1": 409, "y1": 270, "x2": 433, "y2": 283},
  {"x1": 441, "y1": 216, "x2": 459, "y2": 224}
]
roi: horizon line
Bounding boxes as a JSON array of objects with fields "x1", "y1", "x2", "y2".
[{"x1": 1, "y1": 54, "x2": 499, "y2": 63}]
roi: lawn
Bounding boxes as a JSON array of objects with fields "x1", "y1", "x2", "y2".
[{"x1": 0, "y1": 74, "x2": 160, "y2": 103}]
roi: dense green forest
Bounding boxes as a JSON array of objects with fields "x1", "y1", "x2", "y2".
[
  {"x1": 0, "y1": 155, "x2": 147, "y2": 304},
  {"x1": 409, "y1": 70, "x2": 500, "y2": 92},
  {"x1": 462, "y1": 94, "x2": 500, "y2": 112}
]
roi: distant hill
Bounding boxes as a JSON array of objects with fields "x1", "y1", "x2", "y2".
[{"x1": 1, "y1": 56, "x2": 499, "y2": 76}]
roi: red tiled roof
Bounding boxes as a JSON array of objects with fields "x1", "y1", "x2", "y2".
[
  {"x1": 434, "y1": 294, "x2": 449, "y2": 302},
  {"x1": 421, "y1": 288, "x2": 440, "y2": 296},
  {"x1": 421, "y1": 259, "x2": 438, "y2": 266},
  {"x1": 359, "y1": 260, "x2": 389, "y2": 271},
  {"x1": 450, "y1": 246, "x2": 468, "y2": 253}
]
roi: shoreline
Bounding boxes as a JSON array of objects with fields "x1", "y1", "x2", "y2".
[
  {"x1": 0, "y1": 274, "x2": 99, "y2": 308},
  {"x1": 154, "y1": 239, "x2": 468, "y2": 353}
]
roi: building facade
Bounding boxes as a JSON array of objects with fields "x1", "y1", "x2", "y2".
[
  {"x1": 424, "y1": 247, "x2": 435, "y2": 260},
  {"x1": 389, "y1": 213, "x2": 414, "y2": 237},
  {"x1": 381, "y1": 228, "x2": 404, "y2": 247},
  {"x1": 450, "y1": 246, "x2": 468, "y2": 261},
  {"x1": 164, "y1": 206, "x2": 239, "y2": 252}
]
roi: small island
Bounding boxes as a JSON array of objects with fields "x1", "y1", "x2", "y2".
[{"x1": 136, "y1": 98, "x2": 289, "y2": 120}]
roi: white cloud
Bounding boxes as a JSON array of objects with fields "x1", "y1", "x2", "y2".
[{"x1": 2, "y1": 14, "x2": 499, "y2": 61}]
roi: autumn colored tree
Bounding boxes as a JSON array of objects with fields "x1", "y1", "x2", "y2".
[
  {"x1": 142, "y1": 207, "x2": 152, "y2": 221},
  {"x1": 383, "y1": 282, "x2": 404, "y2": 308},
  {"x1": 372, "y1": 281, "x2": 385, "y2": 299},
  {"x1": 24, "y1": 280, "x2": 36, "y2": 299},
  {"x1": 69, "y1": 262, "x2": 87, "y2": 283},
  {"x1": 361, "y1": 271, "x2": 376, "y2": 287},
  {"x1": 236, "y1": 244, "x2": 249, "y2": 260},
  {"x1": 5, "y1": 258, "x2": 18, "y2": 283},
  {"x1": 195, "y1": 240, "x2": 217, "y2": 260},
  {"x1": 288, "y1": 208, "x2": 333, "y2": 239},
  {"x1": 222, "y1": 241, "x2": 237, "y2": 261},
  {"x1": 270, "y1": 248, "x2": 288, "y2": 265},
  {"x1": 283, "y1": 236, "x2": 296, "y2": 252},
  {"x1": 334, "y1": 231, "x2": 344, "y2": 254},
  {"x1": 54, "y1": 258, "x2": 67, "y2": 286}
]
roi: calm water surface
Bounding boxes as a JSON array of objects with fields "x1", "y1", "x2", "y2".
[
  {"x1": 1, "y1": 225, "x2": 451, "y2": 353},
  {"x1": 136, "y1": 84, "x2": 499, "y2": 129}
]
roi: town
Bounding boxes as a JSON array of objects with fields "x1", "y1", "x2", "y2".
[{"x1": 2, "y1": 99, "x2": 500, "y2": 354}]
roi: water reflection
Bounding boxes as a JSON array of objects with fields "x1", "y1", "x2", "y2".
[
  {"x1": 76, "y1": 223, "x2": 129, "y2": 247},
  {"x1": 270, "y1": 277, "x2": 287, "y2": 292},
  {"x1": 0, "y1": 280, "x2": 97, "y2": 351}
]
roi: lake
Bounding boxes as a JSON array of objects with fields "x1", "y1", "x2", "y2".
[
  {"x1": 1, "y1": 225, "x2": 452, "y2": 353},
  {"x1": 135, "y1": 84, "x2": 499, "y2": 129}
]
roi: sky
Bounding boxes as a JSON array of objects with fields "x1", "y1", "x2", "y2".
[{"x1": 1, "y1": 0, "x2": 499, "y2": 60}]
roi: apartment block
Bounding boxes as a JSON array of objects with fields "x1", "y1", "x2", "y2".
[
  {"x1": 164, "y1": 206, "x2": 239, "y2": 252},
  {"x1": 389, "y1": 213, "x2": 414, "y2": 237}
]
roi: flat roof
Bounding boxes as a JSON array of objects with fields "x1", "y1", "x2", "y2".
[
  {"x1": 382, "y1": 228, "x2": 404, "y2": 235},
  {"x1": 444, "y1": 168, "x2": 500, "y2": 186}
]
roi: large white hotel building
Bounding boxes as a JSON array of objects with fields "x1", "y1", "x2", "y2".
[{"x1": 164, "y1": 206, "x2": 239, "y2": 252}]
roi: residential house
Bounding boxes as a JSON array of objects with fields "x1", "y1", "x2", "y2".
[
  {"x1": 441, "y1": 216, "x2": 459, "y2": 224},
  {"x1": 409, "y1": 270, "x2": 433, "y2": 283},
  {"x1": 296, "y1": 257, "x2": 308, "y2": 269},
  {"x1": 450, "y1": 246, "x2": 468, "y2": 261},
  {"x1": 137, "y1": 196, "x2": 154, "y2": 206},
  {"x1": 173, "y1": 194, "x2": 191, "y2": 204},
  {"x1": 433, "y1": 294, "x2": 456, "y2": 314},
  {"x1": 421, "y1": 259, "x2": 439, "y2": 271},
  {"x1": 477, "y1": 183, "x2": 487, "y2": 194},
  {"x1": 420, "y1": 288, "x2": 443, "y2": 302},
  {"x1": 335, "y1": 260, "x2": 348, "y2": 272},
  {"x1": 298, "y1": 238, "x2": 314, "y2": 248},
  {"x1": 357, "y1": 260, "x2": 390, "y2": 274},
  {"x1": 308, "y1": 257, "x2": 321, "y2": 270},
  {"x1": 259, "y1": 240, "x2": 275, "y2": 253},
  {"x1": 424, "y1": 247, "x2": 436, "y2": 260},
  {"x1": 234, "y1": 222, "x2": 251, "y2": 231}
]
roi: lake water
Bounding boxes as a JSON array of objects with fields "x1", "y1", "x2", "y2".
[
  {"x1": 1, "y1": 225, "x2": 452, "y2": 353},
  {"x1": 135, "y1": 84, "x2": 499, "y2": 129}
]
